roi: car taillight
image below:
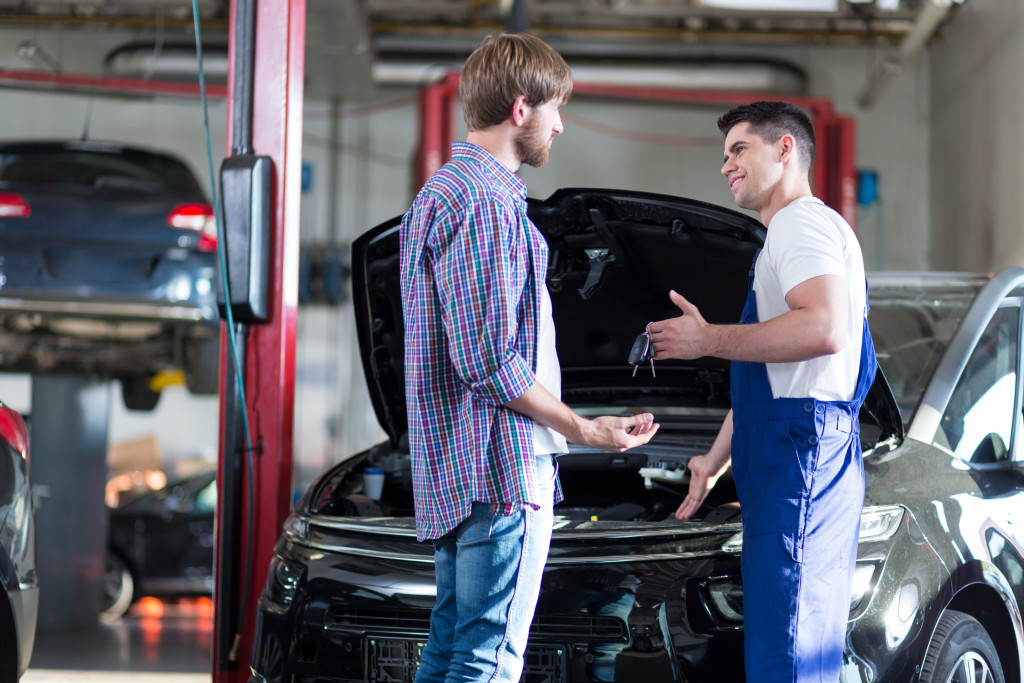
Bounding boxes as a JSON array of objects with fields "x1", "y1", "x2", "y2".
[
  {"x1": 0, "y1": 403, "x2": 29, "y2": 461},
  {"x1": 0, "y1": 192, "x2": 31, "y2": 218},
  {"x1": 168, "y1": 203, "x2": 218, "y2": 252}
]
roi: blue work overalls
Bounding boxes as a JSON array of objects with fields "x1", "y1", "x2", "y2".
[{"x1": 730, "y1": 251, "x2": 877, "y2": 683}]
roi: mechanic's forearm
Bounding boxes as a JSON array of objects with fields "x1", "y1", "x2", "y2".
[{"x1": 703, "y1": 309, "x2": 843, "y2": 363}]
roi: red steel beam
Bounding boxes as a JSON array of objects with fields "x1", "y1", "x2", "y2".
[
  {"x1": 212, "y1": 0, "x2": 304, "y2": 681},
  {"x1": 0, "y1": 68, "x2": 227, "y2": 99}
]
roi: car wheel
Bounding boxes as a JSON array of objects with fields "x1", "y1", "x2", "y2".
[
  {"x1": 183, "y1": 336, "x2": 220, "y2": 395},
  {"x1": 919, "y1": 610, "x2": 1004, "y2": 683},
  {"x1": 121, "y1": 376, "x2": 160, "y2": 411},
  {"x1": 101, "y1": 553, "x2": 135, "y2": 621}
]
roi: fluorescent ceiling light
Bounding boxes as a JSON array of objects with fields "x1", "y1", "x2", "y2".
[{"x1": 700, "y1": 0, "x2": 838, "y2": 10}]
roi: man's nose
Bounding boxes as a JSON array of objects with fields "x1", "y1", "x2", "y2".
[
  {"x1": 721, "y1": 157, "x2": 735, "y2": 175},
  {"x1": 553, "y1": 112, "x2": 564, "y2": 135}
]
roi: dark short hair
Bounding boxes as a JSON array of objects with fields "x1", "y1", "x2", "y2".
[
  {"x1": 717, "y1": 101, "x2": 815, "y2": 171},
  {"x1": 459, "y1": 33, "x2": 573, "y2": 131}
]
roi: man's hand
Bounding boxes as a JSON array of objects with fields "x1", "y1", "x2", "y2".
[
  {"x1": 648, "y1": 290, "x2": 710, "y2": 361},
  {"x1": 674, "y1": 453, "x2": 728, "y2": 520},
  {"x1": 577, "y1": 413, "x2": 659, "y2": 452}
]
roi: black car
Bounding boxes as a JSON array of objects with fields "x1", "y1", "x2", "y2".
[
  {"x1": 248, "y1": 189, "x2": 1023, "y2": 683},
  {"x1": 103, "y1": 469, "x2": 216, "y2": 619},
  {"x1": 0, "y1": 399, "x2": 36, "y2": 680},
  {"x1": 0, "y1": 140, "x2": 220, "y2": 411}
]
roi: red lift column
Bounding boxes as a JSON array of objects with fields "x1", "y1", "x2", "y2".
[{"x1": 213, "y1": 0, "x2": 305, "y2": 681}]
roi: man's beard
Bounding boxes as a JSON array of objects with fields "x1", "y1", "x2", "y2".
[{"x1": 514, "y1": 116, "x2": 550, "y2": 168}]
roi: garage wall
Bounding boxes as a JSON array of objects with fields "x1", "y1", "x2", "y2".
[
  {"x1": 929, "y1": 0, "x2": 1024, "y2": 272},
  {"x1": 300, "y1": 43, "x2": 932, "y2": 272},
  {"x1": 0, "y1": 26, "x2": 936, "y2": 489}
]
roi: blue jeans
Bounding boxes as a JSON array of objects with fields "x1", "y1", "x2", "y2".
[{"x1": 414, "y1": 454, "x2": 556, "y2": 683}]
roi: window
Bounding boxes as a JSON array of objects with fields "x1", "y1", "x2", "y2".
[{"x1": 936, "y1": 304, "x2": 1020, "y2": 464}]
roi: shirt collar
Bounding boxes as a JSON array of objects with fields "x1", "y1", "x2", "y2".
[{"x1": 451, "y1": 141, "x2": 527, "y2": 200}]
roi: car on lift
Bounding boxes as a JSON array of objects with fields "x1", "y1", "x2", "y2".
[
  {"x1": 247, "y1": 189, "x2": 1024, "y2": 683},
  {"x1": 0, "y1": 399, "x2": 37, "y2": 681},
  {"x1": 102, "y1": 468, "x2": 217, "y2": 619},
  {"x1": 0, "y1": 140, "x2": 221, "y2": 411}
]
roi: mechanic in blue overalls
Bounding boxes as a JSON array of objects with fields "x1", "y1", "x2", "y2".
[{"x1": 649, "y1": 101, "x2": 877, "y2": 683}]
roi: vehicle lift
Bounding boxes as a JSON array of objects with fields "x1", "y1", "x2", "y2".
[{"x1": 212, "y1": 0, "x2": 303, "y2": 680}]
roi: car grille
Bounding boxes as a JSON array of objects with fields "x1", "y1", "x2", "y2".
[
  {"x1": 329, "y1": 606, "x2": 628, "y2": 641},
  {"x1": 366, "y1": 637, "x2": 568, "y2": 683}
]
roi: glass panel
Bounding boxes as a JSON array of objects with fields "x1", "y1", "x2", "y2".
[
  {"x1": 868, "y1": 275, "x2": 984, "y2": 425},
  {"x1": 0, "y1": 150, "x2": 202, "y2": 194},
  {"x1": 936, "y1": 305, "x2": 1020, "y2": 463}
]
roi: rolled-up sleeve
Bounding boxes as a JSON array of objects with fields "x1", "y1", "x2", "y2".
[{"x1": 433, "y1": 195, "x2": 535, "y2": 406}]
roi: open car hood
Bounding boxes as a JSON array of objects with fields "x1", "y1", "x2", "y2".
[{"x1": 351, "y1": 187, "x2": 902, "y2": 447}]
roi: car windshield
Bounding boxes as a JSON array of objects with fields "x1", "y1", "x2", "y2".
[
  {"x1": 0, "y1": 149, "x2": 203, "y2": 194},
  {"x1": 867, "y1": 273, "x2": 987, "y2": 426},
  {"x1": 117, "y1": 472, "x2": 216, "y2": 509}
]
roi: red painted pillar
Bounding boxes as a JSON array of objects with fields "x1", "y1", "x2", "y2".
[
  {"x1": 213, "y1": 0, "x2": 304, "y2": 680},
  {"x1": 413, "y1": 72, "x2": 460, "y2": 191},
  {"x1": 830, "y1": 114, "x2": 858, "y2": 232}
]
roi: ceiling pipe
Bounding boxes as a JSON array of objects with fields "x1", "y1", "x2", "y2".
[
  {"x1": 0, "y1": 67, "x2": 227, "y2": 98},
  {"x1": 372, "y1": 59, "x2": 807, "y2": 95},
  {"x1": 101, "y1": 42, "x2": 808, "y2": 98},
  {"x1": 17, "y1": 40, "x2": 62, "y2": 72}
]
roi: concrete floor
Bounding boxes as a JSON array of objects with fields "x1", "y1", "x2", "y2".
[{"x1": 24, "y1": 599, "x2": 214, "y2": 683}]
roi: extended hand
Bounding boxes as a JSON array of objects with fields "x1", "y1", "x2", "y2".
[
  {"x1": 674, "y1": 453, "x2": 723, "y2": 520},
  {"x1": 580, "y1": 413, "x2": 659, "y2": 452},
  {"x1": 648, "y1": 290, "x2": 710, "y2": 361}
]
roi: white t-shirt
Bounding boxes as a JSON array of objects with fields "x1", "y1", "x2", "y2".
[
  {"x1": 533, "y1": 287, "x2": 568, "y2": 455},
  {"x1": 753, "y1": 196, "x2": 867, "y2": 401}
]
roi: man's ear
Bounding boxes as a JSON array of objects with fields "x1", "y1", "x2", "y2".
[
  {"x1": 778, "y1": 133, "x2": 796, "y2": 163},
  {"x1": 511, "y1": 94, "x2": 531, "y2": 127}
]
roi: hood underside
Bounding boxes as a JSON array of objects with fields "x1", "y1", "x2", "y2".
[{"x1": 353, "y1": 188, "x2": 769, "y2": 444}]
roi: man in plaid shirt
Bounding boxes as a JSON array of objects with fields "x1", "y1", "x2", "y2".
[{"x1": 400, "y1": 33, "x2": 659, "y2": 683}]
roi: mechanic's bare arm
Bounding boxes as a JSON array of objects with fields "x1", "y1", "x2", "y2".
[
  {"x1": 649, "y1": 274, "x2": 850, "y2": 363},
  {"x1": 675, "y1": 410, "x2": 734, "y2": 520},
  {"x1": 506, "y1": 383, "x2": 659, "y2": 453}
]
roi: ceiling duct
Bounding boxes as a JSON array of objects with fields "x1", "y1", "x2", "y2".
[
  {"x1": 104, "y1": 42, "x2": 228, "y2": 83},
  {"x1": 373, "y1": 58, "x2": 807, "y2": 95},
  {"x1": 103, "y1": 0, "x2": 376, "y2": 100},
  {"x1": 106, "y1": 41, "x2": 806, "y2": 99}
]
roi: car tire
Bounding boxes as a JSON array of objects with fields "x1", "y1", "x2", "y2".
[
  {"x1": 101, "y1": 553, "x2": 135, "y2": 621},
  {"x1": 121, "y1": 376, "x2": 160, "y2": 411},
  {"x1": 919, "y1": 610, "x2": 1004, "y2": 683},
  {"x1": 183, "y1": 336, "x2": 220, "y2": 396}
]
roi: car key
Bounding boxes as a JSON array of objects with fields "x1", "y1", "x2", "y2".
[{"x1": 628, "y1": 332, "x2": 656, "y2": 377}]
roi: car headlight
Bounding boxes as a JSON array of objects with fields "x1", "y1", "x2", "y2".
[
  {"x1": 263, "y1": 556, "x2": 304, "y2": 610},
  {"x1": 857, "y1": 505, "x2": 904, "y2": 543},
  {"x1": 719, "y1": 505, "x2": 905, "y2": 554}
]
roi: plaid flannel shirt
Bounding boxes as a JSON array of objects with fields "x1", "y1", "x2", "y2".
[{"x1": 400, "y1": 142, "x2": 564, "y2": 541}]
